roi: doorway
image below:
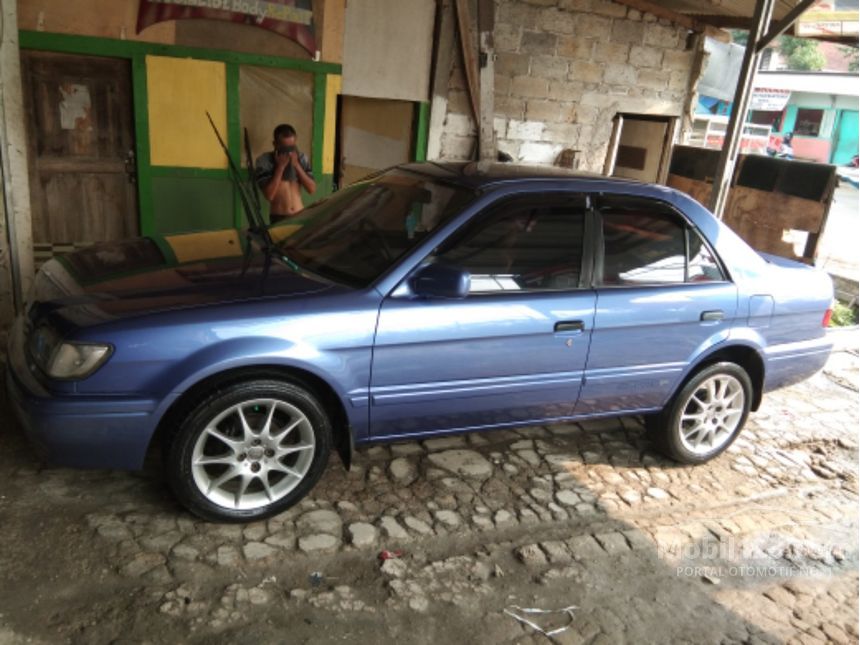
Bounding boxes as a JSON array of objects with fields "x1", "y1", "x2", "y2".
[
  {"x1": 21, "y1": 51, "x2": 139, "y2": 263},
  {"x1": 604, "y1": 114, "x2": 678, "y2": 184}
]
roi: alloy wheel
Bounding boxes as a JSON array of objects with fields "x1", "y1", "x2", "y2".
[
  {"x1": 190, "y1": 398, "x2": 316, "y2": 510},
  {"x1": 677, "y1": 374, "x2": 745, "y2": 456}
]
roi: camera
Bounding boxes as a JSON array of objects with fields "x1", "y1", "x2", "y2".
[{"x1": 277, "y1": 144, "x2": 296, "y2": 155}]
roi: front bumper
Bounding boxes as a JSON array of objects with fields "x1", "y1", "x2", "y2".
[{"x1": 5, "y1": 317, "x2": 160, "y2": 470}]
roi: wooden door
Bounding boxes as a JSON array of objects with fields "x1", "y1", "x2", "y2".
[{"x1": 21, "y1": 51, "x2": 138, "y2": 245}]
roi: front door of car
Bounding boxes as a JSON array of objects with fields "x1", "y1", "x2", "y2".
[
  {"x1": 370, "y1": 193, "x2": 596, "y2": 440},
  {"x1": 575, "y1": 193, "x2": 738, "y2": 416}
]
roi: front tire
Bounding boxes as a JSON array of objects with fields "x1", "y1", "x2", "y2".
[
  {"x1": 649, "y1": 362, "x2": 752, "y2": 464},
  {"x1": 167, "y1": 379, "x2": 332, "y2": 522}
]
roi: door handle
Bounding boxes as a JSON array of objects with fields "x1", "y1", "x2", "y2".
[
  {"x1": 554, "y1": 320, "x2": 585, "y2": 333},
  {"x1": 700, "y1": 310, "x2": 724, "y2": 321}
]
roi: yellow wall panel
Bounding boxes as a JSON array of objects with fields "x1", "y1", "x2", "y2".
[
  {"x1": 147, "y1": 55, "x2": 227, "y2": 168},
  {"x1": 322, "y1": 74, "x2": 341, "y2": 175},
  {"x1": 165, "y1": 229, "x2": 241, "y2": 263}
]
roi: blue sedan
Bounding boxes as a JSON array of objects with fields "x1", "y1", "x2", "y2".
[{"x1": 6, "y1": 163, "x2": 834, "y2": 522}]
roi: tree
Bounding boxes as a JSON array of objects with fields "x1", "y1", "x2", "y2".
[
  {"x1": 730, "y1": 29, "x2": 749, "y2": 46},
  {"x1": 778, "y1": 36, "x2": 826, "y2": 71},
  {"x1": 840, "y1": 45, "x2": 859, "y2": 72}
]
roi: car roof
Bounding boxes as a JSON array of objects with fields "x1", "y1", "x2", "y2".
[{"x1": 398, "y1": 161, "x2": 651, "y2": 190}]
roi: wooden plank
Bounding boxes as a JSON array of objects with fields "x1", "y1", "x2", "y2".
[
  {"x1": 609, "y1": 0, "x2": 731, "y2": 42},
  {"x1": 477, "y1": 0, "x2": 495, "y2": 161},
  {"x1": 427, "y1": 0, "x2": 456, "y2": 160},
  {"x1": 723, "y1": 185, "x2": 828, "y2": 233},
  {"x1": 454, "y1": 0, "x2": 480, "y2": 126},
  {"x1": 667, "y1": 173, "x2": 712, "y2": 207},
  {"x1": 36, "y1": 159, "x2": 124, "y2": 173},
  {"x1": 20, "y1": 30, "x2": 343, "y2": 74}
]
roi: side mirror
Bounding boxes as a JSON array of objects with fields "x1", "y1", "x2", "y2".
[{"x1": 410, "y1": 263, "x2": 470, "y2": 299}]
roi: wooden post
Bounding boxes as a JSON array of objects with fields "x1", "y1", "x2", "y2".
[
  {"x1": 427, "y1": 0, "x2": 455, "y2": 160},
  {"x1": 680, "y1": 33, "x2": 706, "y2": 143},
  {"x1": 477, "y1": 0, "x2": 495, "y2": 162},
  {"x1": 0, "y1": 0, "x2": 34, "y2": 322},
  {"x1": 603, "y1": 114, "x2": 624, "y2": 176},
  {"x1": 708, "y1": 0, "x2": 776, "y2": 219}
]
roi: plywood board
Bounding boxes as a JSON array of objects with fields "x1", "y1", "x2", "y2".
[
  {"x1": 667, "y1": 174, "x2": 712, "y2": 207},
  {"x1": 341, "y1": 0, "x2": 434, "y2": 102},
  {"x1": 340, "y1": 96, "x2": 414, "y2": 186},
  {"x1": 146, "y1": 56, "x2": 227, "y2": 169},
  {"x1": 723, "y1": 186, "x2": 828, "y2": 234}
]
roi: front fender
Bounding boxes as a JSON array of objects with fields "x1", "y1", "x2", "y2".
[{"x1": 148, "y1": 335, "x2": 371, "y2": 440}]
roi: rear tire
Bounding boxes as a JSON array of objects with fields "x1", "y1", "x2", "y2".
[
  {"x1": 649, "y1": 362, "x2": 752, "y2": 464},
  {"x1": 166, "y1": 379, "x2": 332, "y2": 522}
]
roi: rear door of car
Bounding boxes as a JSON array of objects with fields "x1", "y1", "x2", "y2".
[
  {"x1": 370, "y1": 191, "x2": 597, "y2": 439},
  {"x1": 575, "y1": 192, "x2": 738, "y2": 416}
]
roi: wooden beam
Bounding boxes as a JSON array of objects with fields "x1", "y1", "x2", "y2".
[
  {"x1": 477, "y1": 0, "x2": 495, "y2": 161},
  {"x1": 426, "y1": 0, "x2": 456, "y2": 160},
  {"x1": 0, "y1": 0, "x2": 35, "y2": 318},
  {"x1": 756, "y1": 0, "x2": 817, "y2": 51},
  {"x1": 454, "y1": 0, "x2": 480, "y2": 127},
  {"x1": 609, "y1": 0, "x2": 731, "y2": 42},
  {"x1": 690, "y1": 12, "x2": 858, "y2": 45},
  {"x1": 691, "y1": 14, "x2": 777, "y2": 29}
]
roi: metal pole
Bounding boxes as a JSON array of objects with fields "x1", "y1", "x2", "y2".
[{"x1": 708, "y1": 0, "x2": 776, "y2": 218}]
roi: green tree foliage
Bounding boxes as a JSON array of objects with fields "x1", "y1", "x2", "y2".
[
  {"x1": 730, "y1": 29, "x2": 749, "y2": 46},
  {"x1": 778, "y1": 36, "x2": 826, "y2": 71},
  {"x1": 840, "y1": 46, "x2": 859, "y2": 72}
]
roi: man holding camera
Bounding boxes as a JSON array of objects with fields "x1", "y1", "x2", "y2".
[{"x1": 255, "y1": 123, "x2": 316, "y2": 223}]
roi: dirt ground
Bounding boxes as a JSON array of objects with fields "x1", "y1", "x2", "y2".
[{"x1": 0, "y1": 333, "x2": 857, "y2": 645}]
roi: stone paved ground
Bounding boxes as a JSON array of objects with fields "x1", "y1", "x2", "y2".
[{"x1": 0, "y1": 335, "x2": 857, "y2": 644}]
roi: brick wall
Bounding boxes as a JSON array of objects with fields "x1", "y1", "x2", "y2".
[{"x1": 438, "y1": 0, "x2": 695, "y2": 172}]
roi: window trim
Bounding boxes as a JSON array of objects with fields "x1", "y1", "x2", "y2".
[
  {"x1": 592, "y1": 193, "x2": 731, "y2": 290},
  {"x1": 428, "y1": 191, "x2": 595, "y2": 297}
]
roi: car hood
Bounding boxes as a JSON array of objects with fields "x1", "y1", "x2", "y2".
[{"x1": 28, "y1": 230, "x2": 335, "y2": 330}]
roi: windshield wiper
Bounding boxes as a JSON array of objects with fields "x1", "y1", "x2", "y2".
[{"x1": 205, "y1": 112, "x2": 301, "y2": 274}]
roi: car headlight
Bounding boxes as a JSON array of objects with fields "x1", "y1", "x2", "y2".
[
  {"x1": 47, "y1": 342, "x2": 112, "y2": 379},
  {"x1": 29, "y1": 326, "x2": 112, "y2": 379}
]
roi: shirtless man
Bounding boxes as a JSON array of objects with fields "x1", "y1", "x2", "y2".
[{"x1": 255, "y1": 124, "x2": 316, "y2": 223}]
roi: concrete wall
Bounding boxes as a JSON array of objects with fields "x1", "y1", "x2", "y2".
[{"x1": 437, "y1": 0, "x2": 695, "y2": 173}]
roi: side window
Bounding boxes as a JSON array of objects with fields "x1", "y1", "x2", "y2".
[
  {"x1": 598, "y1": 195, "x2": 725, "y2": 286},
  {"x1": 434, "y1": 195, "x2": 587, "y2": 293},
  {"x1": 599, "y1": 196, "x2": 686, "y2": 285}
]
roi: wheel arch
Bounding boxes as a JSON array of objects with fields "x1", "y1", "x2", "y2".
[
  {"x1": 146, "y1": 364, "x2": 354, "y2": 470},
  {"x1": 683, "y1": 343, "x2": 766, "y2": 411}
]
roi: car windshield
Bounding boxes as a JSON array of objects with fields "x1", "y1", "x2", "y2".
[{"x1": 276, "y1": 169, "x2": 476, "y2": 288}]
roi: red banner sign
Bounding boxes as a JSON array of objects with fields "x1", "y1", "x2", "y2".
[{"x1": 137, "y1": 0, "x2": 316, "y2": 54}]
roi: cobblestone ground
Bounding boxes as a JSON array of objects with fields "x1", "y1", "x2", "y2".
[{"x1": 0, "y1": 336, "x2": 857, "y2": 644}]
